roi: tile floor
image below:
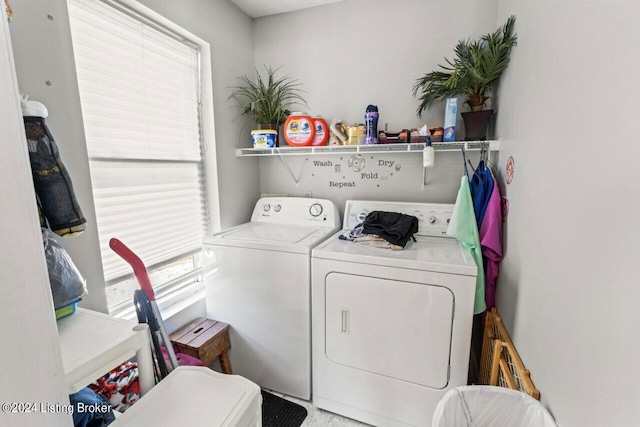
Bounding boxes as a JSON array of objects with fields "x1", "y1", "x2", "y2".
[{"x1": 273, "y1": 392, "x2": 370, "y2": 426}]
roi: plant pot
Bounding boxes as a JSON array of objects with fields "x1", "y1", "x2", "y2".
[
  {"x1": 462, "y1": 110, "x2": 493, "y2": 141},
  {"x1": 259, "y1": 122, "x2": 280, "y2": 146}
]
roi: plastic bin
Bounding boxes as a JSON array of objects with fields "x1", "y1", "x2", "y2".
[
  {"x1": 432, "y1": 386, "x2": 557, "y2": 427},
  {"x1": 111, "y1": 366, "x2": 261, "y2": 427}
]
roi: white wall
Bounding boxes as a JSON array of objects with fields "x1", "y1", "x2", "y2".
[
  {"x1": 253, "y1": 0, "x2": 499, "y2": 207},
  {"x1": 257, "y1": 149, "x2": 490, "y2": 217},
  {"x1": 9, "y1": 0, "x2": 259, "y2": 313},
  {"x1": 493, "y1": 2, "x2": 640, "y2": 426},
  {"x1": 0, "y1": 8, "x2": 71, "y2": 426},
  {"x1": 254, "y1": 0, "x2": 499, "y2": 129}
]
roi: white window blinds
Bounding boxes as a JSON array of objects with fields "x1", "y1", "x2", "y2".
[{"x1": 68, "y1": 0, "x2": 208, "y2": 285}]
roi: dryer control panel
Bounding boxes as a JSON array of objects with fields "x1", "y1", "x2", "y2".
[
  {"x1": 343, "y1": 200, "x2": 454, "y2": 237},
  {"x1": 252, "y1": 197, "x2": 340, "y2": 228}
]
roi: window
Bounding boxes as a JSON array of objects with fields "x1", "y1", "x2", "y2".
[{"x1": 68, "y1": 0, "x2": 210, "y2": 314}]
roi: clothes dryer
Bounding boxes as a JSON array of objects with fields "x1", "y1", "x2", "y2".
[
  {"x1": 312, "y1": 200, "x2": 477, "y2": 426},
  {"x1": 204, "y1": 197, "x2": 339, "y2": 399}
]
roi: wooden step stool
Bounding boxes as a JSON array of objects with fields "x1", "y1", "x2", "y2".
[{"x1": 169, "y1": 317, "x2": 232, "y2": 374}]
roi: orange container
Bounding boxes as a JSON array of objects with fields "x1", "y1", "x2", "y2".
[
  {"x1": 284, "y1": 113, "x2": 315, "y2": 147},
  {"x1": 311, "y1": 116, "x2": 329, "y2": 146}
]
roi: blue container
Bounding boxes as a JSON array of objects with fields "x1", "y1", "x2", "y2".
[
  {"x1": 252, "y1": 130, "x2": 278, "y2": 148},
  {"x1": 443, "y1": 98, "x2": 458, "y2": 142}
]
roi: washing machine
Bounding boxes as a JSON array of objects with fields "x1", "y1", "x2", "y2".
[
  {"x1": 312, "y1": 200, "x2": 477, "y2": 426},
  {"x1": 204, "y1": 197, "x2": 340, "y2": 400}
]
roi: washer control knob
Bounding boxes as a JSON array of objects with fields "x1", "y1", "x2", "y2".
[
  {"x1": 428, "y1": 216, "x2": 437, "y2": 224},
  {"x1": 274, "y1": 204, "x2": 281, "y2": 212},
  {"x1": 309, "y1": 203, "x2": 323, "y2": 217},
  {"x1": 357, "y1": 210, "x2": 369, "y2": 223},
  {"x1": 263, "y1": 204, "x2": 271, "y2": 212}
]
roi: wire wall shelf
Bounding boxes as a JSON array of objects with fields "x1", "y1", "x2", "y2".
[{"x1": 235, "y1": 140, "x2": 500, "y2": 157}]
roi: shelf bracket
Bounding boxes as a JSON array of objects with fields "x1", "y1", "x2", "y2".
[
  {"x1": 277, "y1": 149, "x2": 302, "y2": 187},
  {"x1": 422, "y1": 166, "x2": 431, "y2": 190}
]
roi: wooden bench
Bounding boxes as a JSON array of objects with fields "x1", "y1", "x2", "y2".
[{"x1": 169, "y1": 317, "x2": 232, "y2": 374}]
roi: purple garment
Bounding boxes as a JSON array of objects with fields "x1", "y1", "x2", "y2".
[{"x1": 479, "y1": 176, "x2": 503, "y2": 310}]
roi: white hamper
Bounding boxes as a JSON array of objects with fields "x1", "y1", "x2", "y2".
[
  {"x1": 432, "y1": 385, "x2": 556, "y2": 427},
  {"x1": 112, "y1": 366, "x2": 262, "y2": 427}
]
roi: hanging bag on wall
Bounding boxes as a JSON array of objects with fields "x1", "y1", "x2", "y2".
[{"x1": 22, "y1": 97, "x2": 87, "y2": 237}]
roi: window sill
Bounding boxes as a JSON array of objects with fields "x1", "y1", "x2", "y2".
[
  {"x1": 114, "y1": 281, "x2": 205, "y2": 322},
  {"x1": 158, "y1": 286, "x2": 205, "y2": 321}
]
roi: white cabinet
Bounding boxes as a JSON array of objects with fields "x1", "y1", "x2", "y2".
[
  {"x1": 324, "y1": 272, "x2": 454, "y2": 388},
  {"x1": 57, "y1": 308, "x2": 154, "y2": 395}
]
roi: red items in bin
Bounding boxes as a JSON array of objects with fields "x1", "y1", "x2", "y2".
[{"x1": 89, "y1": 361, "x2": 140, "y2": 412}]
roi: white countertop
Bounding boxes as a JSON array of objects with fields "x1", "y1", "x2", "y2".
[{"x1": 57, "y1": 308, "x2": 154, "y2": 395}]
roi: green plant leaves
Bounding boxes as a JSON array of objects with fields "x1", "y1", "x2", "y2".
[
  {"x1": 413, "y1": 15, "x2": 517, "y2": 117},
  {"x1": 227, "y1": 65, "x2": 307, "y2": 124}
]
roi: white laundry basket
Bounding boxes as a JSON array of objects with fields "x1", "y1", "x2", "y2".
[
  {"x1": 432, "y1": 385, "x2": 557, "y2": 427},
  {"x1": 111, "y1": 366, "x2": 262, "y2": 427}
]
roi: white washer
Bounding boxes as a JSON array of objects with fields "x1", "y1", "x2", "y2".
[
  {"x1": 312, "y1": 200, "x2": 477, "y2": 427},
  {"x1": 204, "y1": 197, "x2": 340, "y2": 400}
]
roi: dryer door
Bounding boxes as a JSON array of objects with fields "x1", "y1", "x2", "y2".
[{"x1": 325, "y1": 272, "x2": 454, "y2": 389}]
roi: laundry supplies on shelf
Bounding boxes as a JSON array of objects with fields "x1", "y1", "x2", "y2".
[
  {"x1": 364, "y1": 105, "x2": 379, "y2": 144},
  {"x1": 311, "y1": 116, "x2": 329, "y2": 146},
  {"x1": 284, "y1": 112, "x2": 315, "y2": 146}
]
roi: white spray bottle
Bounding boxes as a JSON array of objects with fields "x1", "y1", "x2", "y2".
[{"x1": 423, "y1": 135, "x2": 434, "y2": 168}]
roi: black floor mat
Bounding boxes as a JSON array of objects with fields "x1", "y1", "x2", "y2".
[{"x1": 261, "y1": 390, "x2": 308, "y2": 427}]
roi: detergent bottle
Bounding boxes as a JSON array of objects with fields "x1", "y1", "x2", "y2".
[{"x1": 364, "y1": 105, "x2": 379, "y2": 144}]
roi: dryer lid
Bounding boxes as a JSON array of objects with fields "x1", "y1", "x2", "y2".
[{"x1": 313, "y1": 232, "x2": 477, "y2": 276}]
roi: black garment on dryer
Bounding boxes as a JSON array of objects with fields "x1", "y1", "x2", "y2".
[
  {"x1": 361, "y1": 211, "x2": 419, "y2": 248},
  {"x1": 24, "y1": 116, "x2": 87, "y2": 237}
]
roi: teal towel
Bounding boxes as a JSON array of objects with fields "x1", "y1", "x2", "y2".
[{"x1": 447, "y1": 176, "x2": 486, "y2": 315}]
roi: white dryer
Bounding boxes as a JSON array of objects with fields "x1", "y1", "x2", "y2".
[
  {"x1": 204, "y1": 197, "x2": 340, "y2": 400},
  {"x1": 312, "y1": 200, "x2": 477, "y2": 427}
]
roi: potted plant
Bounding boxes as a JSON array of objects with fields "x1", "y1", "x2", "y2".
[
  {"x1": 228, "y1": 66, "x2": 307, "y2": 146},
  {"x1": 412, "y1": 16, "x2": 517, "y2": 140}
]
